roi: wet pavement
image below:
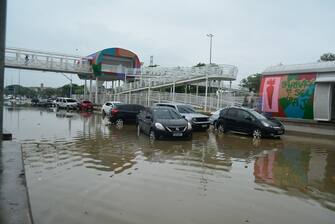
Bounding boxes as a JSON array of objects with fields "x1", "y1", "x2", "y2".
[{"x1": 3, "y1": 107, "x2": 335, "y2": 224}]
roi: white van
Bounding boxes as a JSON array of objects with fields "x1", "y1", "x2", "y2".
[{"x1": 54, "y1": 97, "x2": 79, "y2": 110}]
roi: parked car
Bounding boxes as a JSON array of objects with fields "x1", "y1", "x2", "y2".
[
  {"x1": 79, "y1": 100, "x2": 93, "y2": 111},
  {"x1": 53, "y1": 97, "x2": 79, "y2": 110},
  {"x1": 154, "y1": 103, "x2": 210, "y2": 130},
  {"x1": 109, "y1": 104, "x2": 145, "y2": 128},
  {"x1": 137, "y1": 107, "x2": 192, "y2": 140},
  {"x1": 102, "y1": 101, "x2": 122, "y2": 116},
  {"x1": 216, "y1": 106, "x2": 285, "y2": 138},
  {"x1": 209, "y1": 108, "x2": 227, "y2": 129}
]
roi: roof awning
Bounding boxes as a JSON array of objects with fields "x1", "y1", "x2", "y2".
[
  {"x1": 262, "y1": 62, "x2": 335, "y2": 75},
  {"x1": 315, "y1": 73, "x2": 335, "y2": 82}
]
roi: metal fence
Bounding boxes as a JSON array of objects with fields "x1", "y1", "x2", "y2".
[{"x1": 74, "y1": 91, "x2": 255, "y2": 112}]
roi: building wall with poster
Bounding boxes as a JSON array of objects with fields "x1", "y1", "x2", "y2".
[{"x1": 260, "y1": 73, "x2": 316, "y2": 119}]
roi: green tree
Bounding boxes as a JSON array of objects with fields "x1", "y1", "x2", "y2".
[
  {"x1": 239, "y1": 73, "x2": 262, "y2": 92},
  {"x1": 193, "y1": 62, "x2": 206, "y2": 67},
  {"x1": 5, "y1": 85, "x2": 38, "y2": 98},
  {"x1": 57, "y1": 84, "x2": 84, "y2": 97},
  {"x1": 320, "y1": 52, "x2": 335, "y2": 62}
]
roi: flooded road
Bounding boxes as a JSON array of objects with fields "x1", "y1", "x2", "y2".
[{"x1": 4, "y1": 107, "x2": 335, "y2": 224}]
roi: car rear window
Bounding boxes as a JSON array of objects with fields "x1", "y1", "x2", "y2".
[
  {"x1": 83, "y1": 101, "x2": 91, "y2": 103},
  {"x1": 176, "y1": 105, "x2": 196, "y2": 113},
  {"x1": 249, "y1": 110, "x2": 267, "y2": 120},
  {"x1": 153, "y1": 108, "x2": 182, "y2": 119},
  {"x1": 116, "y1": 104, "x2": 143, "y2": 111},
  {"x1": 116, "y1": 105, "x2": 130, "y2": 110},
  {"x1": 227, "y1": 108, "x2": 238, "y2": 117},
  {"x1": 66, "y1": 99, "x2": 77, "y2": 103},
  {"x1": 157, "y1": 104, "x2": 176, "y2": 109}
]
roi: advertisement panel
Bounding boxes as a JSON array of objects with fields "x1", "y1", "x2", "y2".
[{"x1": 260, "y1": 73, "x2": 316, "y2": 119}]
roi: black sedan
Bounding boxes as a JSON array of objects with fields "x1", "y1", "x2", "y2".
[
  {"x1": 137, "y1": 107, "x2": 192, "y2": 140},
  {"x1": 216, "y1": 107, "x2": 285, "y2": 138}
]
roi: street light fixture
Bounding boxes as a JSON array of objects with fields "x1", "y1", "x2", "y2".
[
  {"x1": 61, "y1": 73, "x2": 73, "y2": 98},
  {"x1": 206, "y1": 34, "x2": 214, "y2": 64}
]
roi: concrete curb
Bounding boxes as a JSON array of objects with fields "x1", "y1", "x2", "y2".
[{"x1": 0, "y1": 141, "x2": 34, "y2": 224}]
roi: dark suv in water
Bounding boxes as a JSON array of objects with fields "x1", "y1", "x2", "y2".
[
  {"x1": 137, "y1": 107, "x2": 192, "y2": 140},
  {"x1": 154, "y1": 103, "x2": 210, "y2": 130},
  {"x1": 109, "y1": 104, "x2": 145, "y2": 128},
  {"x1": 216, "y1": 107, "x2": 285, "y2": 138}
]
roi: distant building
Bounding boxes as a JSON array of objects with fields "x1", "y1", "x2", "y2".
[{"x1": 261, "y1": 62, "x2": 335, "y2": 121}]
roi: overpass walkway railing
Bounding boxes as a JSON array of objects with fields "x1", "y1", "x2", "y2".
[
  {"x1": 5, "y1": 47, "x2": 93, "y2": 74},
  {"x1": 114, "y1": 64, "x2": 238, "y2": 94}
]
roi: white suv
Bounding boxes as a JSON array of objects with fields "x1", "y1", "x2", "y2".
[
  {"x1": 101, "y1": 101, "x2": 122, "y2": 116},
  {"x1": 54, "y1": 97, "x2": 79, "y2": 110}
]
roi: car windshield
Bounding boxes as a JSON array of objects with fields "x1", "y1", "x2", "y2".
[
  {"x1": 177, "y1": 105, "x2": 196, "y2": 113},
  {"x1": 249, "y1": 110, "x2": 267, "y2": 120},
  {"x1": 154, "y1": 108, "x2": 182, "y2": 119}
]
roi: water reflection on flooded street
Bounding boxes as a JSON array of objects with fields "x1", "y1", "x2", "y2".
[{"x1": 4, "y1": 107, "x2": 335, "y2": 224}]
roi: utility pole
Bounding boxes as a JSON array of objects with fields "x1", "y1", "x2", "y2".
[{"x1": 0, "y1": 0, "x2": 7, "y2": 137}]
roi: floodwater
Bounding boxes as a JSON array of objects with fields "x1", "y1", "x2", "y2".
[{"x1": 4, "y1": 107, "x2": 335, "y2": 224}]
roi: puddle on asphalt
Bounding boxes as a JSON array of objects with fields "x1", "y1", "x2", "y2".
[{"x1": 4, "y1": 107, "x2": 335, "y2": 224}]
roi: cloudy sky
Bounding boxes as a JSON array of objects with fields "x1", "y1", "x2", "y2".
[{"x1": 5, "y1": 0, "x2": 335, "y2": 87}]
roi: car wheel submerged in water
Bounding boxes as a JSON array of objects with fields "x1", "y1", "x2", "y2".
[
  {"x1": 149, "y1": 130, "x2": 157, "y2": 141},
  {"x1": 253, "y1": 129, "x2": 262, "y2": 139},
  {"x1": 217, "y1": 123, "x2": 227, "y2": 133},
  {"x1": 137, "y1": 124, "x2": 141, "y2": 136},
  {"x1": 115, "y1": 118, "x2": 124, "y2": 129}
]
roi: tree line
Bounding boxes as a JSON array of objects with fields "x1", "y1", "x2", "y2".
[{"x1": 5, "y1": 84, "x2": 85, "y2": 98}]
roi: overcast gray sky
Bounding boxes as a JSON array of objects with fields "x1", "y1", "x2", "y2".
[{"x1": 5, "y1": 0, "x2": 335, "y2": 87}]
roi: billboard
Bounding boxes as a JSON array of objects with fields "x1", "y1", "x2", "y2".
[{"x1": 260, "y1": 73, "x2": 316, "y2": 119}]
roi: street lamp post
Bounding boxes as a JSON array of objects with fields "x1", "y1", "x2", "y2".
[
  {"x1": 61, "y1": 73, "x2": 72, "y2": 98},
  {"x1": 204, "y1": 34, "x2": 213, "y2": 111},
  {"x1": 206, "y1": 34, "x2": 214, "y2": 64}
]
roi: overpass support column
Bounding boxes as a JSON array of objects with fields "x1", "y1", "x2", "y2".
[
  {"x1": 89, "y1": 79, "x2": 92, "y2": 102},
  {"x1": 204, "y1": 74, "x2": 208, "y2": 112},
  {"x1": 95, "y1": 78, "x2": 99, "y2": 104},
  {"x1": 172, "y1": 82, "x2": 176, "y2": 102},
  {"x1": 184, "y1": 85, "x2": 187, "y2": 103},
  {"x1": 84, "y1": 79, "x2": 87, "y2": 100},
  {"x1": 147, "y1": 79, "x2": 151, "y2": 106},
  {"x1": 0, "y1": 0, "x2": 6, "y2": 136},
  {"x1": 196, "y1": 84, "x2": 199, "y2": 105}
]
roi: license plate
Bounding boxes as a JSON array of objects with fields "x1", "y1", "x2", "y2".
[
  {"x1": 202, "y1": 124, "x2": 208, "y2": 128},
  {"x1": 173, "y1": 132, "x2": 183, "y2": 137}
]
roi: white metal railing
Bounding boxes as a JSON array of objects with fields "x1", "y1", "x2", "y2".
[
  {"x1": 75, "y1": 90, "x2": 246, "y2": 112},
  {"x1": 101, "y1": 64, "x2": 141, "y2": 77},
  {"x1": 114, "y1": 64, "x2": 238, "y2": 93},
  {"x1": 5, "y1": 47, "x2": 92, "y2": 74}
]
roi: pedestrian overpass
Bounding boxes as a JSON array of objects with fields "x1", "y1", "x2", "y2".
[
  {"x1": 5, "y1": 47, "x2": 93, "y2": 75},
  {"x1": 4, "y1": 47, "x2": 239, "y2": 110}
]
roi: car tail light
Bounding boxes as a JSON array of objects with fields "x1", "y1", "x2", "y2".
[{"x1": 111, "y1": 109, "x2": 119, "y2": 116}]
